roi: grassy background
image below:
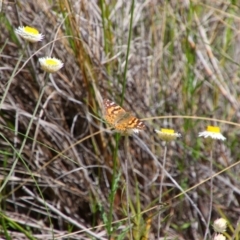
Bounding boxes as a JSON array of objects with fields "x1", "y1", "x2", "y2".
[{"x1": 0, "y1": 0, "x2": 240, "y2": 239}]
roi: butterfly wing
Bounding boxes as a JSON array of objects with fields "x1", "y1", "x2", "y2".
[
  {"x1": 103, "y1": 99, "x2": 145, "y2": 132},
  {"x1": 103, "y1": 99, "x2": 126, "y2": 126},
  {"x1": 123, "y1": 115, "x2": 146, "y2": 131}
]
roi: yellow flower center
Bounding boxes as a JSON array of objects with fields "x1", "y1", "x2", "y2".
[
  {"x1": 207, "y1": 126, "x2": 220, "y2": 133},
  {"x1": 45, "y1": 59, "x2": 58, "y2": 65},
  {"x1": 24, "y1": 26, "x2": 39, "y2": 35},
  {"x1": 161, "y1": 128, "x2": 175, "y2": 134}
]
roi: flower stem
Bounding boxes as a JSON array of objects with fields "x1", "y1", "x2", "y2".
[
  {"x1": 157, "y1": 142, "x2": 167, "y2": 239},
  {"x1": 124, "y1": 135, "x2": 133, "y2": 240},
  {"x1": 204, "y1": 142, "x2": 214, "y2": 240}
]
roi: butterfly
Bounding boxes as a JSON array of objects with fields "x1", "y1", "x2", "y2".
[{"x1": 103, "y1": 99, "x2": 145, "y2": 133}]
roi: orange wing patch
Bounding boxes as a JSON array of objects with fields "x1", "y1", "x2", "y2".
[{"x1": 103, "y1": 99, "x2": 145, "y2": 133}]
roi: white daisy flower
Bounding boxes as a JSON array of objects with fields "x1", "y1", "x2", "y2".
[
  {"x1": 213, "y1": 234, "x2": 226, "y2": 240},
  {"x1": 155, "y1": 128, "x2": 181, "y2": 142},
  {"x1": 198, "y1": 126, "x2": 226, "y2": 141},
  {"x1": 39, "y1": 57, "x2": 64, "y2": 73},
  {"x1": 213, "y1": 218, "x2": 227, "y2": 233},
  {"x1": 15, "y1": 26, "x2": 44, "y2": 42}
]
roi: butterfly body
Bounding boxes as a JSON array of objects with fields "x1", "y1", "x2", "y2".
[{"x1": 103, "y1": 99, "x2": 145, "y2": 133}]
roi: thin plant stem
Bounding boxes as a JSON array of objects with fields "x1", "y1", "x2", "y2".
[
  {"x1": 157, "y1": 142, "x2": 167, "y2": 239},
  {"x1": 108, "y1": 133, "x2": 120, "y2": 236},
  {"x1": 120, "y1": 0, "x2": 134, "y2": 105},
  {"x1": 133, "y1": 134, "x2": 207, "y2": 228},
  {"x1": 124, "y1": 135, "x2": 133, "y2": 240},
  {"x1": 204, "y1": 143, "x2": 214, "y2": 240},
  {"x1": 30, "y1": 74, "x2": 54, "y2": 158},
  {"x1": 22, "y1": 187, "x2": 105, "y2": 240},
  {"x1": 0, "y1": 76, "x2": 49, "y2": 193},
  {"x1": 0, "y1": 55, "x2": 23, "y2": 109},
  {"x1": 0, "y1": 55, "x2": 22, "y2": 211}
]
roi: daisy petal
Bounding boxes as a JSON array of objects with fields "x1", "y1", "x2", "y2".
[
  {"x1": 15, "y1": 26, "x2": 44, "y2": 42},
  {"x1": 198, "y1": 126, "x2": 226, "y2": 141},
  {"x1": 39, "y1": 57, "x2": 64, "y2": 73},
  {"x1": 155, "y1": 128, "x2": 181, "y2": 142}
]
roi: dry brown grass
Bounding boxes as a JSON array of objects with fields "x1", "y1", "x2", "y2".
[{"x1": 1, "y1": 0, "x2": 240, "y2": 239}]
